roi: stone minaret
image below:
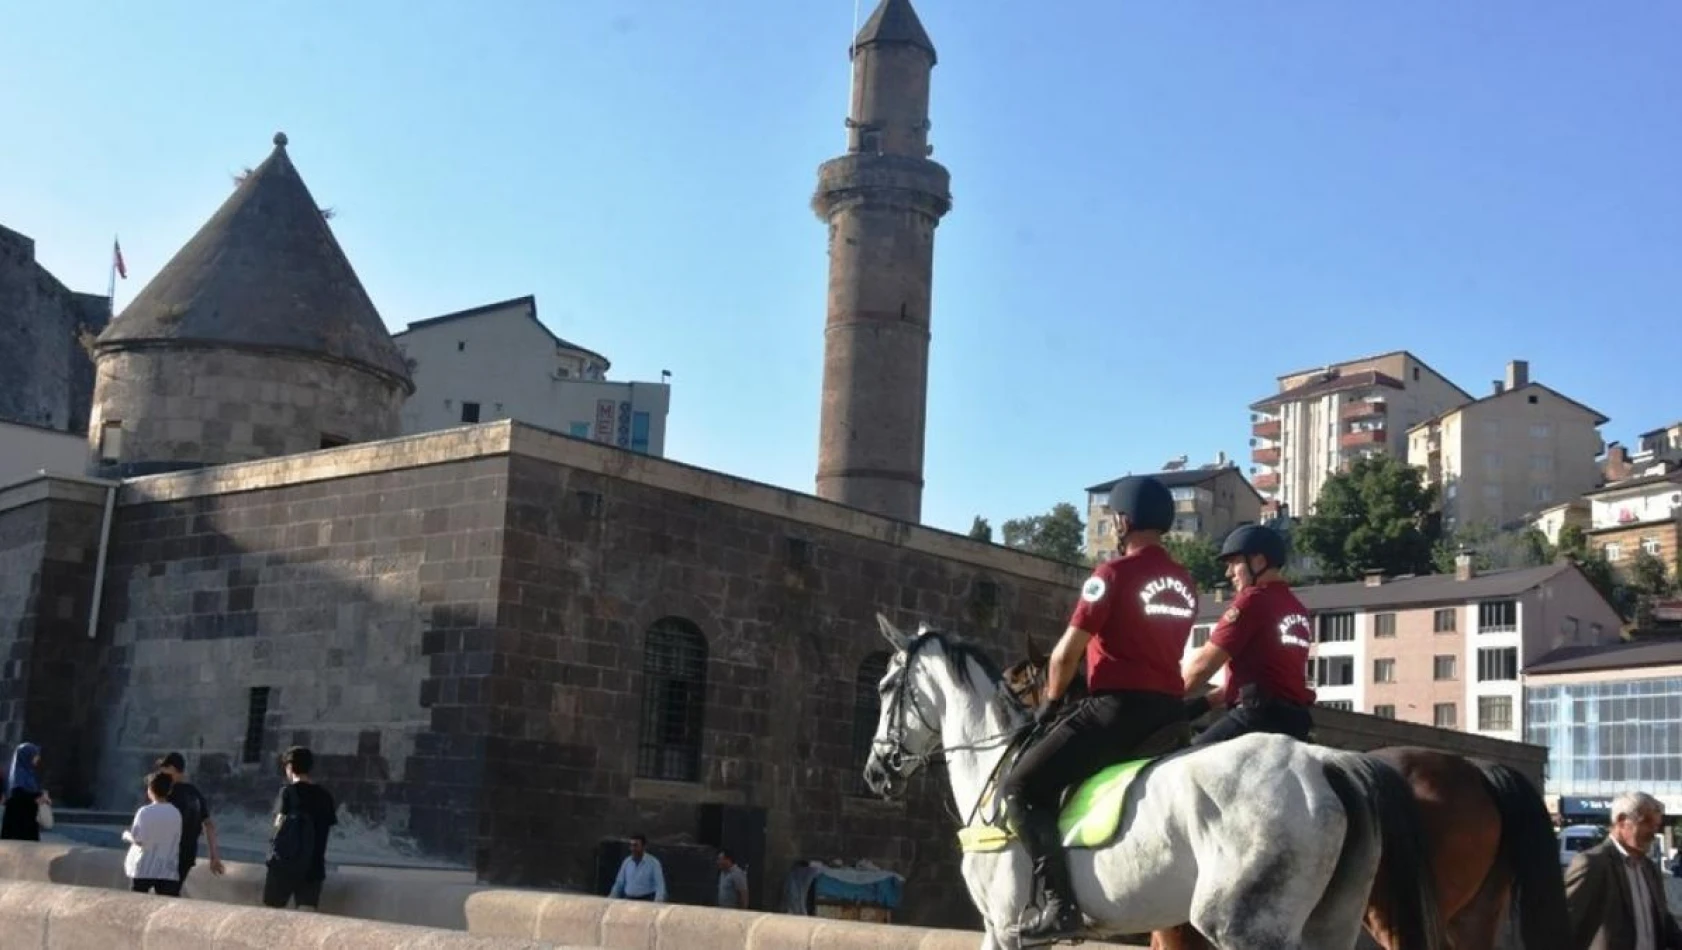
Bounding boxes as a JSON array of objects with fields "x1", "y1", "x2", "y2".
[{"x1": 812, "y1": 0, "x2": 951, "y2": 524}]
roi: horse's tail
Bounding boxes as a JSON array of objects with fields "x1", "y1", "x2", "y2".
[
  {"x1": 1473, "y1": 759, "x2": 1571, "y2": 950},
  {"x1": 1321, "y1": 754, "x2": 1448, "y2": 950}
]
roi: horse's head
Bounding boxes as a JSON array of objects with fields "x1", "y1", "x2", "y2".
[
  {"x1": 862, "y1": 614, "x2": 944, "y2": 799},
  {"x1": 863, "y1": 613, "x2": 1016, "y2": 799}
]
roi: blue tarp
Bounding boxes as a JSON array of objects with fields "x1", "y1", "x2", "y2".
[{"x1": 810, "y1": 868, "x2": 903, "y2": 909}]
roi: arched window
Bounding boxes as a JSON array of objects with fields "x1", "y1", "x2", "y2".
[
  {"x1": 850, "y1": 652, "x2": 891, "y2": 793},
  {"x1": 637, "y1": 617, "x2": 708, "y2": 782}
]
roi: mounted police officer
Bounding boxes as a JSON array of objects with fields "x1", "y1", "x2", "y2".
[
  {"x1": 998, "y1": 475, "x2": 1198, "y2": 941},
  {"x1": 1181, "y1": 524, "x2": 1316, "y2": 745}
]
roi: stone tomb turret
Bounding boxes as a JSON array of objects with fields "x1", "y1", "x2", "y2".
[{"x1": 89, "y1": 133, "x2": 413, "y2": 477}]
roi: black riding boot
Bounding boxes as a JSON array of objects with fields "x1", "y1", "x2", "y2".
[{"x1": 1014, "y1": 803, "x2": 1084, "y2": 941}]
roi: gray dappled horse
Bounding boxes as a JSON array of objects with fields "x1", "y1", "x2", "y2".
[{"x1": 861, "y1": 616, "x2": 1447, "y2": 950}]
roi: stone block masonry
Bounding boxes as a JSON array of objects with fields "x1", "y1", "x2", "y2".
[
  {"x1": 0, "y1": 477, "x2": 110, "y2": 801},
  {"x1": 89, "y1": 346, "x2": 407, "y2": 478},
  {"x1": 89, "y1": 453, "x2": 509, "y2": 864},
  {"x1": 479, "y1": 450, "x2": 1079, "y2": 925},
  {"x1": 0, "y1": 224, "x2": 108, "y2": 434}
]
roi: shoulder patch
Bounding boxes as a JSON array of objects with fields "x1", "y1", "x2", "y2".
[
  {"x1": 1221, "y1": 606, "x2": 1240, "y2": 624},
  {"x1": 1080, "y1": 576, "x2": 1107, "y2": 603}
]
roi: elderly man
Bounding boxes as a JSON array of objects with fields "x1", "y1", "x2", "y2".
[{"x1": 1566, "y1": 791, "x2": 1682, "y2": 950}]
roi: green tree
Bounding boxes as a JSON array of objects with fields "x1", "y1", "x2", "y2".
[
  {"x1": 1161, "y1": 534, "x2": 1227, "y2": 593},
  {"x1": 1629, "y1": 550, "x2": 1676, "y2": 598},
  {"x1": 1002, "y1": 502, "x2": 1087, "y2": 566},
  {"x1": 967, "y1": 516, "x2": 994, "y2": 543},
  {"x1": 1430, "y1": 522, "x2": 1554, "y2": 575},
  {"x1": 1557, "y1": 523, "x2": 1588, "y2": 559},
  {"x1": 1295, "y1": 455, "x2": 1440, "y2": 582}
]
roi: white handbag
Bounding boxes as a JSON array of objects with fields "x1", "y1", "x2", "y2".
[{"x1": 36, "y1": 801, "x2": 53, "y2": 831}]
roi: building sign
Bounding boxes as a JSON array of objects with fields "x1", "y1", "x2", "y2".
[
  {"x1": 1560, "y1": 796, "x2": 1613, "y2": 817},
  {"x1": 616, "y1": 401, "x2": 632, "y2": 448},
  {"x1": 594, "y1": 400, "x2": 616, "y2": 443}
]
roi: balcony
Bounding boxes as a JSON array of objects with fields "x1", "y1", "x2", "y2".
[
  {"x1": 1341, "y1": 400, "x2": 1387, "y2": 422},
  {"x1": 1253, "y1": 472, "x2": 1280, "y2": 492},
  {"x1": 1252, "y1": 447, "x2": 1281, "y2": 466},
  {"x1": 1252, "y1": 418, "x2": 1282, "y2": 440},
  {"x1": 1339, "y1": 428, "x2": 1387, "y2": 450}
]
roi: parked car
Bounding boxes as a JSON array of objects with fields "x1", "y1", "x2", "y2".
[{"x1": 1560, "y1": 824, "x2": 1608, "y2": 867}]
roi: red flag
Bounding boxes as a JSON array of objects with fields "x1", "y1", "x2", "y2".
[{"x1": 113, "y1": 239, "x2": 127, "y2": 279}]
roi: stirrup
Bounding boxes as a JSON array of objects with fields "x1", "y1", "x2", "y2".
[{"x1": 1017, "y1": 898, "x2": 1085, "y2": 942}]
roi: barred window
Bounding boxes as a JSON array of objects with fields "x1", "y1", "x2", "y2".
[
  {"x1": 851, "y1": 652, "x2": 891, "y2": 794},
  {"x1": 637, "y1": 617, "x2": 708, "y2": 782}
]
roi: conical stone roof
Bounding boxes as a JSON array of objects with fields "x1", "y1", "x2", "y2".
[
  {"x1": 96, "y1": 132, "x2": 412, "y2": 388},
  {"x1": 853, "y1": 0, "x2": 936, "y2": 63}
]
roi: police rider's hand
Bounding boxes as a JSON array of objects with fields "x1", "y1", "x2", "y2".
[{"x1": 1035, "y1": 694, "x2": 1066, "y2": 727}]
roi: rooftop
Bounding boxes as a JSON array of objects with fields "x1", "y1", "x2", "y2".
[
  {"x1": 1085, "y1": 464, "x2": 1258, "y2": 498},
  {"x1": 394, "y1": 294, "x2": 611, "y2": 370},
  {"x1": 1250, "y1": 370, "x2": 1404, "y2": 412},
  {"x1": 852, "y1": 0, "x2": 937, "y2": 63},
  {"x1": 1195, "y1": 562, "x2": 1583, "y2": 621},
  {"x1": 1583, "y1": 463, "x2": 1682, "y2": 498},
  {"x1": 1406, "y1": 381, "x2": 1610, "y2": 435},
  {"x1": 95, "y1": 133, "x2": 411, "y2": 389},
  {"x1": 0, "y1": 420, "x2": 1087, "y2": 592},
  {"x1": 1526, "y1": 639, "x2": 1682, "y2": 676}
]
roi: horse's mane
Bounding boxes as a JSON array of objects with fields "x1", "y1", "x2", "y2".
[{"x1": 903, "y1": 627, "x2": 1025, "y2": 715}]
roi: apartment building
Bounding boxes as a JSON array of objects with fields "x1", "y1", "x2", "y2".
[
  {"x1": 1249, "y1": 351, "x2": 1470, "y2": 515},
  {"x1": 1603, "y1": 421, "x2": 1682, "y2": 483},
  {"x1": 1529, "y1": 500, "x2": 1591, "y2": 548},
  {"x1": 1406, "y1": 361, "x2": 1607, "y2": 533},
  {"x1": 1584, "y1": 461, "x2": 1682, "y2": 581},
  {"x1": 1084, "y1": 458, "x2": 1262, "y2": 561},
  {"x1": 393, "y1": 295, "x2": 671, "y2": 456},
  {"x1": 1525, "y1": 638, "x2": 1682, "y2": 819},
  {"x1": 1187, "y1": 557, "x2": 1622, "y2": 744}
]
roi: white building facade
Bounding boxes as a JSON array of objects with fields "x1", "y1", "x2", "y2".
[{"x1": 393, "y1": 296, "x2": 670, "y2": 456}]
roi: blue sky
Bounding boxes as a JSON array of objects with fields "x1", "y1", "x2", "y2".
[{"x1": 4, "y1": 1, "x2": 1678, "y2": 536}]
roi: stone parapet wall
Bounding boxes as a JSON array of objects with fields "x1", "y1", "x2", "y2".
[
  {"x1": 0, "y1": 879, "x2": 567, "y2": 950},
  {"x1": 0, "y1": 844, "x2": 1129, "y2": 949}
]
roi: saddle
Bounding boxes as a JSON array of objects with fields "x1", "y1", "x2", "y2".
[{"x1": 958, "y1": 718, "x2": 1192, "y2": 854}]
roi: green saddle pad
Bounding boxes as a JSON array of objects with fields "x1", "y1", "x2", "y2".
[{"x1": 956, "y1": 756, "x2": 1155, "y2": 853}]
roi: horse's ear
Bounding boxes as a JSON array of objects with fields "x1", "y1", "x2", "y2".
[
  {"x1": 1023, "y1": 630, "x2": 1047, "y2": 665},
  {"x1": 876, "y1": 613, "x2": 911, "y2": 653}
]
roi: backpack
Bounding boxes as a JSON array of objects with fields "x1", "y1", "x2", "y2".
[{"x1": 267, "y1": 787, "x2": 318, "y2": 873}]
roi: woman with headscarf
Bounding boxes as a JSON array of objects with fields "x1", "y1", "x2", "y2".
[{"x1": 1, "y1": 742, "x2": 51, "y2": 841}]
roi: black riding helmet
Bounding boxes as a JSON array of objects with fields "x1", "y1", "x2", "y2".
[
  {"x1": 1106, "y1": 476, "x2": 1175, "y2": 532},
  {"x1": 1218, "y1": 524, "x2": 1288, "y2": 573}
]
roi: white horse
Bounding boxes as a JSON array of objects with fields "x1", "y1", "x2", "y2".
[{"x1": 861, "y1": 616, "x2": 1447, "y2": 950}]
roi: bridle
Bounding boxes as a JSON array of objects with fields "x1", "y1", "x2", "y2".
[{"x1": 871, "y1": 633, "x2": 1043, "y2": 827}]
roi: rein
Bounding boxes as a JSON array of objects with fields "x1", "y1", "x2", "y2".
[{"x1": 873, "y1": 637, "x2": 1048, "y2": 829}]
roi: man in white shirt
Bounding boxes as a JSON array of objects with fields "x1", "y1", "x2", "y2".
[
  {"x1": 607, "y1": 833, "x2": 666, "y2": 903},
  {"x1": 1566, "y1": 790, "x2": 1682, "y2": 950},
  {"x1": 123, "y1": 772, "x2": 184, "y2": 896}
]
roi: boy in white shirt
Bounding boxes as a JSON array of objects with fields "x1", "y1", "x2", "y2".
[{"x1": 123, "y1": 772, "x2": 183, "y2": 896}]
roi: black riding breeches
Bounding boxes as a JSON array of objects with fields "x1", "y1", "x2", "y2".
[
  {"x1": 1189, "y1": 698, "x2": 1313, "y2": 747},
  {"x1": 998, "y1": 690, "x2": 1185, "y2": 813}
]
